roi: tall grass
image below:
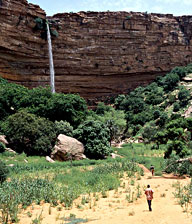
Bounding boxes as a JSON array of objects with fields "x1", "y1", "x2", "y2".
[
  {"x1": 0, "y1": 159, "x2": 140, "y2": 223},
  {"x1": 173, "y1": 180, "x2": 192, "y2": 213}
]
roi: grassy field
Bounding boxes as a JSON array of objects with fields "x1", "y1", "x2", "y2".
[
  {"x1": 115, "y1": 143, "x2": 165, "y2": 176},
  {"x1": 0, "y1": 143, "x2": 166, "y2": 223}
]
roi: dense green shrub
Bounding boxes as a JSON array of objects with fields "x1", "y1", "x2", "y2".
[
  {"x1": 55, "y1": 120, "x2": 73, "y2": 137},
  {"x1": 45, "y1": 93, "x2": 87, "y2": 128},
  {"x1": 18, "y1": 86, "x2": 52, "y2": 116},
  {"x1": 142, "y1": 122, "x2": 157, "y2": 143},
  {"x1": 163, "y1": 73, "x2": 180, "y2": 91},
  {"x1": 0, "y1": 160, "x2": 9, "y2": 183},
  {"x1": 95, "y1": 102, "x2": 112, "y2": 115},
  {"x1": 0, "y1": 79, "x2": 87, "y2": 129},
  {"x1": 74, "y1": 120, "x2": 111, "y2": 159},
  {"x1": 50, "y1": 29, "x2": 59, "y2": 37},
  {"x1": 153, "y1": 110, "x2": 161, "y2": 119},
  {"x1": 156, "y1": 113, "x2": 168, "y2": 127},
  {"x1": 164, "y1": 155, "x2": 192, "y2": 176},
  {"x1": 0, "y1": 142, "x2": 5, "y2": 153},
  {"x1": 34, "y1": 17, "x2": 45, "y2": 30},
  {"x1": 87, "y1": 107, "x2": 126, "y2": 143},
  {"x1": 178, "y1": 86, "x2": 191, "y2": 107},
  {"x1": 168, "y1": 94, "x2": 176, "y2": 104},
  {"x1": 0, "y1": 82, "x2": 28, "y2": 120},
  {"x1": 2, "y1": 111, "x2": 56, "y2": 156},
  {"x1": 171, "y1": 66, "x2": 187, "y2": 79},
  {"x1": 173, "y1": 102, "x2": 180, "y2": 112}
]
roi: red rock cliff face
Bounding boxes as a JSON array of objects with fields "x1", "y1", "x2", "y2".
[{"x1": 0, "y1": 0, "x2": 192, "y2": 101}]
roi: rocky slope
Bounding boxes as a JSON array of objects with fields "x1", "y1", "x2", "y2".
[{"x1": 0, "y1": 0, "x2": 192, "y2": 101}]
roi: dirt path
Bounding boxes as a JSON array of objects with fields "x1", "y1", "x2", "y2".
[{"x1": 18, "y1": 167, "x2": 191, "y2": 224}]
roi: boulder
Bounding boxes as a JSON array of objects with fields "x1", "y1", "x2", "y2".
[
  {"x1": 0, "y1": 135, "x2": 8, "y2": 145},
  {"x1": 51, "y1": 134, "x2": 86, "y2": 161}
]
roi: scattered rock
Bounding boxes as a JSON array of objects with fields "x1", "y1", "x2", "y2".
[
  {"x1": 111, "y1": 153, "x2": 123, "y2": 159},
  {"x1": 24, "y1": 159, "x2": 28, "y2": 163},
  {"x1": 5, "y1": 148, "x2": 16, "y2": 154},
  {"x1": 46, "y1": 156, "x2": 55, "y2": 163},
  {"x1": 51, "y1": 134, "x2": 86, "y2": 161}
]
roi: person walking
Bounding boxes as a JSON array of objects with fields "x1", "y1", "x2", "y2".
[
  {"x1": 145, "y1": 184, "x2": 154, "y2": 211},
  {"x1": 150, "y1": 165, "x2": 155, "y2": 176}
]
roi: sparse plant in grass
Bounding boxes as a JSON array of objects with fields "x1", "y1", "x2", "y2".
[
  {"x1": 173, "y1": 181, "x2": 192, "y2": 213},
  {"x1": 160, "y1": 193, "x2": 166, "y2": 197},
  {"x1": 31, "y1": 209, "x2": 43, "y2": 224},
  {"x1": 130, "y1": 179, "x2": 135, "y2": 186},
  {"x1": 128, "y1": 210, "x2": 135, "y2": 216},
  {"x1": 101, "y1": 190, "x2": 108, "y2": 198},
  {"x1": 57, "y1": 206, "x2": 62, "y2": 211},
  {"x1": 55, "y1": 213, "x2": 60, "y2": 221},
  {"x1": 95, "y1": 194, "x2": 99, "y2": 201},
  {"x1": 121, "y1": 182, "x2": 126, "y2": 188},
  {"x1": 77, "y1": 204, "x2": 83, "y2": 209},
  {"x1": 136, "y1": 184, "x2": 142, "y2": 198},
  {"x1": 137, "y1": 174, "x2": 141, "y2": 180},
  {"x1": 27, "y1": 211, "x2": 32, "y2": 217},
  {"x1": 81, "y1": 196, "x2": 90, "y2": 205},
  {"x1": 48, "y1": 205, "x2": 52, "y2": 215}
]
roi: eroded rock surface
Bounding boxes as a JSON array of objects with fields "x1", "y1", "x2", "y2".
[
  {"x1": 0, "y1": 0, "x2": 192, "y2": 101},
  {"x1": 51, "y1": 134, "x2": 86, "y2": 161}
]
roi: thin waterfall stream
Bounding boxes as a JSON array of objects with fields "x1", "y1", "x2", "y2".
[{"x1": 47, "y1": 22, "x2": 55, "y2": 93}]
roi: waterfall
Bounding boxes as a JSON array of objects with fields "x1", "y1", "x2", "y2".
[{"x1": 47, "y1": 22, "x2": 55, "y2": 93}]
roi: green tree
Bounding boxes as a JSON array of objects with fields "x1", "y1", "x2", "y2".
[
  {"x1": 73, "y1": 120, "x2": 111, "y2": 159},
  {"x1": 178, "y1": 86, "x2": 191, "y2": 107},
  {"x1": 173, "y1": 102, "x2": 180, "y2": 112},
  {"x1": 2, "y1": 111, "x2": 56, "y2": 156},
  {"x1": 0, "y1": 81, "x2": 28, "y2": 120},
  {"x1": 87, "y1": 108, "x2": 126, "y2": 144},
  {"x1": 46, "y1": 93, "x2": 87, "y2": 127},
  {"x1": 163, "y1": 73, "x2": 180, "y2": 91}
]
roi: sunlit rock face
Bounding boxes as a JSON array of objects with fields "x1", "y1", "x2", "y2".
[{"x1": 0, "y1": 0, "x2": 192, "y2": 101}]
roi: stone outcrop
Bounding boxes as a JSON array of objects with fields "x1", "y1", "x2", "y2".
[
  {"x1": 51, "y1": 134, "x2": 86, "y2": 161},
  {"x1": 0, "y1": 0, "x2": 192, "y2": 101}
]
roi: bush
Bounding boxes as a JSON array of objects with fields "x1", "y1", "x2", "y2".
[
  {"x1": 0, "y1": 82, "x2": 28, "y2": 120},
  {"x1": 34, "y1": 17, "x2": 45, "y2": 30},
  {"x1": 2, "y1": 111, "x2": 56, "y2": 156},
  {"x1": 173, "y1": 102, "x2": 180, "y2": 112},
  {"x1": 171, "y1": 66, "x2": 187, "y2": 79},
  {"x1": 0, "y1": 142, "x2": 6, "y2": 153},
  {"x1": 142, "y1": 122, "x2": 157, "y2": 143},
  {"x1": 46, "y1": 93, "x2": 87, "y2": 128},
  {"x1": 0, "y1": 160, "x2": 9, "y2": 183},
  {"x1": 55, "y1": 120, "x2": 73, "y2": 137},
  {"x1": 153, "y1": 110, "x2": 161, "y2": 119},
  {"x1": 178, "y1": 87, "x2": 190, "y2": 107},
  {"x1": 163, "y1": 73, "x2": 180, "y2": 91},
  {"x1": 74, "y1": 120, "x2": 111, "y2": 159},
  {"x1": 95, "y1": 102, "x2": 112, "y2": 115}
]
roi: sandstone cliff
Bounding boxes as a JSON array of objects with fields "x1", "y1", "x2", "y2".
[{"x1": 0, "y1": 0, "x2": 192, "y2": 101}]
